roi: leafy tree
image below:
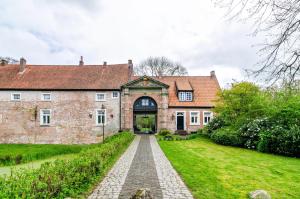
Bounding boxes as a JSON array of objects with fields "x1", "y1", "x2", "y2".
[
  {"x1": 0, "y1": 56, "x2": 18, "y2": 64},
  {"x1": 135, "y1": 56, "x2": 188, "y2": 76}
]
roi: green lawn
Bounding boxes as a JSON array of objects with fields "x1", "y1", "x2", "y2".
[
  {"x1": 0, "y1": 143, "x2": 93, "y2": 166},
  {"x1": 159, "y1": 136, "x2": 300, "y2": 199}
]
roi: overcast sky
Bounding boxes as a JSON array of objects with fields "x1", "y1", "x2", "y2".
[{"x1": 0, "y1": 0, "x2": 262, "y2": 87}]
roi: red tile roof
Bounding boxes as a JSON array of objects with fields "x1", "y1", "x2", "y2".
[
  {"x1": 154, "y1": 76, "x2": 220, "y2": 107},
  {"x1": 0, "y1": 64, "x2": 130, "y2": 90}
]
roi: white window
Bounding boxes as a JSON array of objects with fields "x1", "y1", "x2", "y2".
[
  {"x1": 40, "y1": 109, "x2": 51, "y2": 125},
  {"x1": 41, "y1": 93, "x2": 51, "y2": 101},
  {"x1": 112, "y1": 91, "x2": 119, "y2": 99},
  {"x1": 142, "y1": 99, "x2": 149, "y2": 106},
  {"x1": 11, "y1": 93, "x2": 21, "y2": 101},
  {"x1": 96, "y1": 93, "x2": 106, "y2": 101},
  {"x1": 203, "y1": 111, "x2": 213, "y2": 125},
  {"x1": 179, "y1": 92, "x2": 193, "y2": 101},
  {"x1": 96, "y1": 109, "x2": 106, "y2": 125},
  {"x1": 190, "y1": 111, "x2": 200, "y2": 125}
]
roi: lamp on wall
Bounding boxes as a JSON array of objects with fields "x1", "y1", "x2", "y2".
[{"x1": 171, "y1": 114, "x2": 175, "y2": 121}]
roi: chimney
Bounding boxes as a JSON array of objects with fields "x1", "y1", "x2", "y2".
[
  {"x1": 210, "y1": 70, "x2": 216, "y2": 78},
  {"x1": 79, "y1": 56, "x2": 84, "y2": 66},
  {"x1": 103, "y1": 61, "x2": 107, "y2": 66},
  {"x1": 128, "y1": 59, "x2": 133, "y2": 80},
  {"x1": 19, "y1": 57, "x2": 26, "y2": 73}
]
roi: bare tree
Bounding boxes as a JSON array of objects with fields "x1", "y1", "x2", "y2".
[
  {"x1": 0, "y1": 57, "x2": 18, "y2": 64},
  {"x1": 135, "y1": 56, "x2": 188, "y2": 76},
  {"x1": 214, "y1": 0, "x2": 300, "y2": 85}
]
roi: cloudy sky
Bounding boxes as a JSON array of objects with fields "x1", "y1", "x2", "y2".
[{"x1": 0, "y1": 0, "x2": 262, "y2": 87}]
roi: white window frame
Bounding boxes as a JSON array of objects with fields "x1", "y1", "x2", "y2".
[
  {"x1": 96, "y1": 109, "x2": 106, "y2": 126},
  {"x1": 190, "y1": 111, "x2": 200, "y2": 125},
  {"x1": 95, "y1": 93, "x2": 106, "y2": 102},
  {"x1": 11, "y1": 93, "x2": 21, "y2": 101},
  {"x1": 41, "y1": 93, "x2": 51, "y2": 101},
  {"x1": 112, "y1": 91, "x2": 119, "y2": 99},
  {"x1": 203, "y1": 111, "x2": 213, "y2": 125},
  {"x1": 40, "y1": 109, "x2": 51, "y2": 126},
  {"x1": 176, "y1": 111, "x2": 186, "y2": 130},
  {"x1": 178, "y1": 92, "x2": 193, "y2": 102}
]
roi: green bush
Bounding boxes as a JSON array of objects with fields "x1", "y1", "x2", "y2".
[
  {"x1": 158, "y1": 128, "x2": 171, "y2": 136},
  {"x1": 211, "y1": 127, "x2": 244, "y2": 147},
  {"x1": 205, "y1": 116, "x2": 226, "y2": 136},
  {"x1": 0, "y1": 132, "x2": 134, "y2": 198},
  {"x1": 258, "y1": 126, "x2": 300, "y2": 157}
]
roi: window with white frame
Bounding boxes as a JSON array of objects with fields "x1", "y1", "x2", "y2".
[
  {"x1": 190, "y1": 111, "x2": 200, "y2": 125},
  {"x1": 40, "y1": 109, "x2": 51, "y2": 125},
  {"x1": 178, "y1": 92, "x2": 193, "y2": 101},
  {"x1": 141, "y1": 98, "x2": 149, "y2": 106},
  {"x1": 112, "y1": 91, "x2": 119, "y2": 98},
  {"x1": 11, "y1": 93, "x2": 21, "y2": 101},
  {"x1": 203, "y1": 111, "x2": 213, "y2": 125},
  {"x1": 41, "y1": 93, "x2": 51, "y2": 101},
  {"x1": 96, "y1": 109, "x2": 106, "y2": 125},
  {"x1": 95, "y1": 93, "x2": 106, "y2": 101}
]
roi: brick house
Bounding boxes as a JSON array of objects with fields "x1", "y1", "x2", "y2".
[{"x1": 0, "y1": 58, "x2": 220, "y2": 144}]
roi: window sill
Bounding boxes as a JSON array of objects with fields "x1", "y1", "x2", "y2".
[
  {"x1": 95, "y1": 100, "x2": 106, "y2": 102},
  {"x1": 96, "y1": 124, "x2": 107, "y2": 127},
  {"x1": 40, "y1": 124, "x2": 51, "y2": 127},
  {"x1": 190, "y1": 123, "x2": 200, "y2": 126}
]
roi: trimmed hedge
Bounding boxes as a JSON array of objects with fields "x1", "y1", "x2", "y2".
[
  {"x1": 211, "y1": 127, "x2": 244, "y2": 147},
  {"x1": 0, "y1": 132, "x2": 134, "y2": 198}
]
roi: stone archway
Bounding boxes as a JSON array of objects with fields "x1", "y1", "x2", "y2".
[{"x1": 133, "y1": 96, "x2": 157, "y2": 134}]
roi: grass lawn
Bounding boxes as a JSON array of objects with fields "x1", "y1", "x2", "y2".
[
  {"x1": 0, "y1": 143, "x2": 93, "y2": 166},
  {"x1": 159, "y1": 136, "x2": 300, "y2": 199}
]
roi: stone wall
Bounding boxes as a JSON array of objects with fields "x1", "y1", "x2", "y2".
[{"x1": 0, "y1": 90, "x2": 120, "y2": 144}]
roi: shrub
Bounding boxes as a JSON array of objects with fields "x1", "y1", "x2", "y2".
[
  {"x1": 205, "y1": 116, "x2": 227, "y2": 136},
  {"x1": 158, "y1": 129, "x2": 171, "y2": 136},
  {"x1": 176, "y1": 130, "x2": 188, "y2": 136},
  {"x1": 258, "y1": 125, "x2": 300, "y2": 157},
  {"x1": 0, "y1": 132, "x2": 134, "y2": 198},
  {"x1": 211, "y1": 127, "x2": 244, "y2": 146}
]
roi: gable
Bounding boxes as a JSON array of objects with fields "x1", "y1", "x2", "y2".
[{"x1": 122, "y1": 76, "x2": 169, "y2": 89}]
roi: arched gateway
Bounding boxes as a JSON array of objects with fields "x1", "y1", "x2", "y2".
[{"x1": 133, "y1": 96, "x2": 157, "y2": 134}]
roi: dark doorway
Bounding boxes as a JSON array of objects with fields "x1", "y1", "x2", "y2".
[
  {"x1": 133, "y1": 97, "x2": 157, "y2": 134},
  {"x1": 176, "y1": 112, "x2": 185, "y2": 130}
]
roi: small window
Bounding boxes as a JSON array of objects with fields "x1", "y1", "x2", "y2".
[
  {"x1": 96, "y1": 93, "x2": 106, "y2": 101},
  {"x1": 190, "y1": 111, "x2": 200, "y2": 125},
  {"x1": 203, "y1": 111, "x2": 213, "y2": 125},
  {"x1": 40, "y1": 109, "x2": 51, "y2": 125},
  {"x1": 11, "y1": 93, "x2": 21, "y2": 101},
  {"x1": 96, "y1": 109, "x2": 106, "y2": 125},
  {"x1": 142, "y1": 99, "x2": 149, "y2": 106},
  {"x1": 112, "y1": 91, "x2": 119, "y2": 99},
  {"x1": 178, "y1": 92, "x2": 193, "y2": 101},
  {"x1": 41, "y1": 93, "x2": 51, "y2": 101}
]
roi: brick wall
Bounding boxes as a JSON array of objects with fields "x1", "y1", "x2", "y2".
[{"x1": 0, "y1": 90, "x2": 120, "y2": 144}]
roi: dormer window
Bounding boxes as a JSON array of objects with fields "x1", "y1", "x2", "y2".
[{"x1": 178, "y1": 92, "x2": 193, "y2": 101}]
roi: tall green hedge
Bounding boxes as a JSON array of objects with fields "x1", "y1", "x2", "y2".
[{"x1": 0, "y1": 132, "x2": 134, "y2": 198}]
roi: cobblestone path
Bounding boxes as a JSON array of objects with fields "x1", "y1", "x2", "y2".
[{"x1": 88, "y1": 135, "x2": 193, "y2": 199}]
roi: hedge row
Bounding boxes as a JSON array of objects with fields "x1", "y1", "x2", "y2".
[{"x1": 0, "y1": 132, "x2": 134, "y2": 198}]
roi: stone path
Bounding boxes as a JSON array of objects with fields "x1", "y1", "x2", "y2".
[{"x1": 88, "y1": 135, "x2": 193, "y2": 199}]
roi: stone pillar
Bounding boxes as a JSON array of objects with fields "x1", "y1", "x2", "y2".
[{"x1": 159, "y1": 88, "x2": 169, "y2": 131}]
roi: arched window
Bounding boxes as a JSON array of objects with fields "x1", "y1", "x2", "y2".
[{"x1": 133, "y1": 97, "x2": 157, "y2": 112}]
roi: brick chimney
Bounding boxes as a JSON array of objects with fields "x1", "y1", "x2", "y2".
[
  {"x1": 128, "y1": 59, "x2": 133, "y2": 80},
  {"x1": 79, "y1": 56, "x2": 84, "y2": 66},
  {"x1": 103, "y1": 61, "x2": 107, "y2": 66},
  {"x1": 19, "y1": 57, "x2": 26, "y2": 73},
  {"x1": 210, "y1": 70, "x2": 216, "y2": 78}
]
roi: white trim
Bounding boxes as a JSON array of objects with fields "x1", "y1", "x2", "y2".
[
  {"x1": 95, "y1": 93, "x2": 106, "y2": 101},
  {"x1": 95, "y1": 109, "x2": 107, "y2": 126},
  {"x1": 112, "y1": 91, "x2": 119, "y2": 99},
  {"x1": 190, "y1": 111, "x2": 200, "y2": 125},
  {"x1": 178, "y1": 92, "x2": 193, "y2": 102},
  {"x1": 41, "y1": 93, "x2": 51, "y2": 101},
  {"x1": 40, "y1": 109, "x2": 51, "y2": 126},
  {"x1": 176, "y1": 111, "x2": 186, "y2": 130},
  {"x1": 11, "y1": 93, "x2": 21, "y2": 101},
  {"x1": 203, "y1": 111, "x2": 213, "y2": 125}
]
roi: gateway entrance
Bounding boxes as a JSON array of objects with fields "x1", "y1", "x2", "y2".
[{"x1": 133, "y1": 97, "x2": 157, "y2": 134}]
